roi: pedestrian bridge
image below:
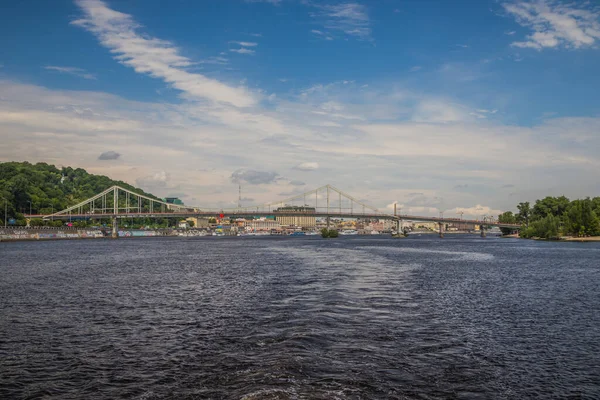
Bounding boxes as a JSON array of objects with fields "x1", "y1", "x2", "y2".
[{"x1": 25, "y1": 184, "x2": 521, "y2": 232}]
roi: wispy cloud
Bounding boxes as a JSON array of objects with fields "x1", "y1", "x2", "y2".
[
  {"x1": 230, "y1": 48, "x2": 255, "y2": 55},
  {"x1": 293, "y1": 162, "x2": 319, "y2": 171},
  {"x1": 409, "y1": 66, "x2": 422, "y2": 72},
  {"x1": 311, "y1": 3, "x2": 371, "y2": 40},
  {"x1": 230, "y1": 41, "x2": 258, "y2": 47},
  {"x1": 503, "y1": 0, "x2": 600, "y2": 50},
  {"x1": 44, "y1": 65, "x2": 96, "y2": 80},
  {"x1": 310, "y1": 29, "x2": 334, "y2": 40},
  {"x1": 72, "y1": 0, "x2": 255, "y2": 107},
  {"x1": 198, "y1": 56, "x2": 229, "y2": 65}
]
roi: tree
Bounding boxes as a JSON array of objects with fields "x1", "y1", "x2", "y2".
[
  {"x1": 529, "y1": 214, "x2": 560, "y2": 239},
  {"x1": 498, "y1": 211, "x2": 517, "y2": 235},
  {"x1": 532, "y1": 196, "x2": 570, "y2": 221},
  {"x1": 516, "y1": 202, "x2": 531, "y2": 227},
  {"x1": 321, "y1": 228, "x2": 339, "y2": 238},
  {"x1": 565, "y1": 198, "x2": 600, "y2": 237}
]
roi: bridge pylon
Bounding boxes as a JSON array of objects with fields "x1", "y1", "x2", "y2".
[{"x1": 112, "y1": 217, "x2": 119, "y2": 239}]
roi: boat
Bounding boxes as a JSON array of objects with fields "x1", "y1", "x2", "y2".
[
  {"x1": 290, "y1": 231, "x2": 306, "y2": 236},
  {"x1": 340, "y1": 229, "x2": 358, "y2": 235}
]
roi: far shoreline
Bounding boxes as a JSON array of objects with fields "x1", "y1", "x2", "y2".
[{"x1": 502, "y1": 234, "x2": 600, "y2": 242}]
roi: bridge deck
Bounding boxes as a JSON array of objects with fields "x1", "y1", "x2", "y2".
[{"x1": 25, "y1": 211, "x2": 521, "y2": 229}]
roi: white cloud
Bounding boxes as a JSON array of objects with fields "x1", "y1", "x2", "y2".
[
  {"x1": 450, "y1": 204, "x2": 503, "y2": 218},
  {"x1": 293, "y1": 162, "x2": 319, "y2": 171},
  {"x1": 199, "y1": 56, "x2": 229, "y2": 65},
  {"x1": 412, "y1": 100, "x2": 470, "y2": 123},
  {"x1": 409, "y1": 66, "x2": 422, "y2": 72},
  {"x1": 310, "y1": 29, "x2": 334, "y2": 40},
  {"x1": 503, "y1": 0, "x2": 600, "y2": 50},
  {"x1": 230, "y1": 41, "x2": 258, "y2": 47},
  {"x1": 72, "y1": 0, "x2": 255, "y2": 107},
  {"x1": 44, "y1": 65, "x2": 97, "y2": 80},
  {"x1": 136, "y1": 171, "x2": 169, "y2": 191},
  {"x1": 231, "y1": 169, "x2": 279, "y2": 184},
  {"x1": 230, "y1": 48, "x2": 255, "y2": 55},
  {"x1": 312, "y1": 3, "x2": 371, "y2": 39},
  {"x1": 3, "y1": 79, "x2": 600, "y2": 215}
]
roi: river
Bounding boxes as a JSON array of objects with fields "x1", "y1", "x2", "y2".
[{"x1": 1, "y1": 235, "x2": 599, "y2": 399}]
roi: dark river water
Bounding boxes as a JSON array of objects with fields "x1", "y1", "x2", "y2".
[{"x1": 1, "y1": 235, "x2": 599, "y2": 399}]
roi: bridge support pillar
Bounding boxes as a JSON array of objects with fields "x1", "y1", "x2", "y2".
[
  {"x1": 111, "y1": 217, "x2": 119, "y2": 239},
  {"x1": 438, "y1": 222, "x2": 444, "y2": 238},
  {"x1": 480, "y1": 227, "x2": 486, "y2": 238}
]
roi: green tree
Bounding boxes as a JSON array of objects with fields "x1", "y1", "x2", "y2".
[
  {"x1": 516, "y1": 202, "x2": 531, "y2": 227},
  {"x1": 529, "y1": 214, "x2": 560, "y2": 239},
  {"x1": 532, "y1": 196, "x2": 570, "y2": 221},
  {"x1": 497, "y1": 211, "x2": 517, "y2": 235},
  {"x1": 321, "y1": 228, "x2": 338, "y2": 238},
  {"x1": 564, "y1": 198, "x2": 600, "y2": 237}
]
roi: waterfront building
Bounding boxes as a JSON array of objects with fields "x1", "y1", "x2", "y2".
[
  {"x1": 247, "y1": 218, "x2": 281, "y2": 232},
  {"x1": 275, "y1": 206, "x2": 316, "y2": 228}
]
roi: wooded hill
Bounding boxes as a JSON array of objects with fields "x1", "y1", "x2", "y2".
[{"x1": 0, "y1": 161, "x2": 160, "y2": 226}]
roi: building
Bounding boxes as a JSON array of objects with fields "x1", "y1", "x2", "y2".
[
  {"x1": 165, "y1": 197, "x2": 184, "y2": 205},
  {"x1": 246, "y1": 218, "x2": 281, "y2": 232},
  {"x1": 184, "y1": 217, "x2": 209, "y2": 228},
  {"x1": 275, "y1": 206, "x2": 316, "y2": 229}
]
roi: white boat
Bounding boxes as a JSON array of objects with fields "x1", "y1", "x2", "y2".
[{"x1": 340, "y1": 229, "x2": 358, "y2": 235}]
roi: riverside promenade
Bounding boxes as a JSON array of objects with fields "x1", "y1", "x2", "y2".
[{"x1": 0, "y1": 227, "x2": 173, "y2": 242}]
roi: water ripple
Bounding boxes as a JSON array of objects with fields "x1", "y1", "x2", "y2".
[{"x1": 1, "y1": 236, "x2": 599, "y2": 399}]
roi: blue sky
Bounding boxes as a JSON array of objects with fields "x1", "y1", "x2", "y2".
[{"x1": 1, "y1": 0, "x2": 599, "y2": 216}]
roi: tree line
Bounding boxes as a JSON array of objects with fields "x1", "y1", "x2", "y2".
[{"x1": 498, "y1": 196, "x2": 600, "y2": 239}]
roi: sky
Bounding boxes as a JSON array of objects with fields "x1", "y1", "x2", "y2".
[{"x1": 1, "y1": 0, "x2": 599, "y2": 217}]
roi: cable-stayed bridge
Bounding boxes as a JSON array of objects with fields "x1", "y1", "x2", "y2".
[{"x1": 24, "y1": 184, "x2": 521, "y2": 236}]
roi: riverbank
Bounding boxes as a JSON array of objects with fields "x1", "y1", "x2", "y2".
[
  {"x1": 501, "y1": 233, "x2": 600, "y2": 242},
  {"x1": 562, "y1": 236, "x2": 600, "y2": 242},
  {"x1": 0, "y1": 228, "x2": 172, "y2": 242}
]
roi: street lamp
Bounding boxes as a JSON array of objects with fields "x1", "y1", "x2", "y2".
[{"x1": 27, "y1": 200, "x2": 32, "y2": 216}]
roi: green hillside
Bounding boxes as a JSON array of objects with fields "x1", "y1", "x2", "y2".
[{"x1": 0, "y1": 161, "x2": 160, "y2": 226}]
